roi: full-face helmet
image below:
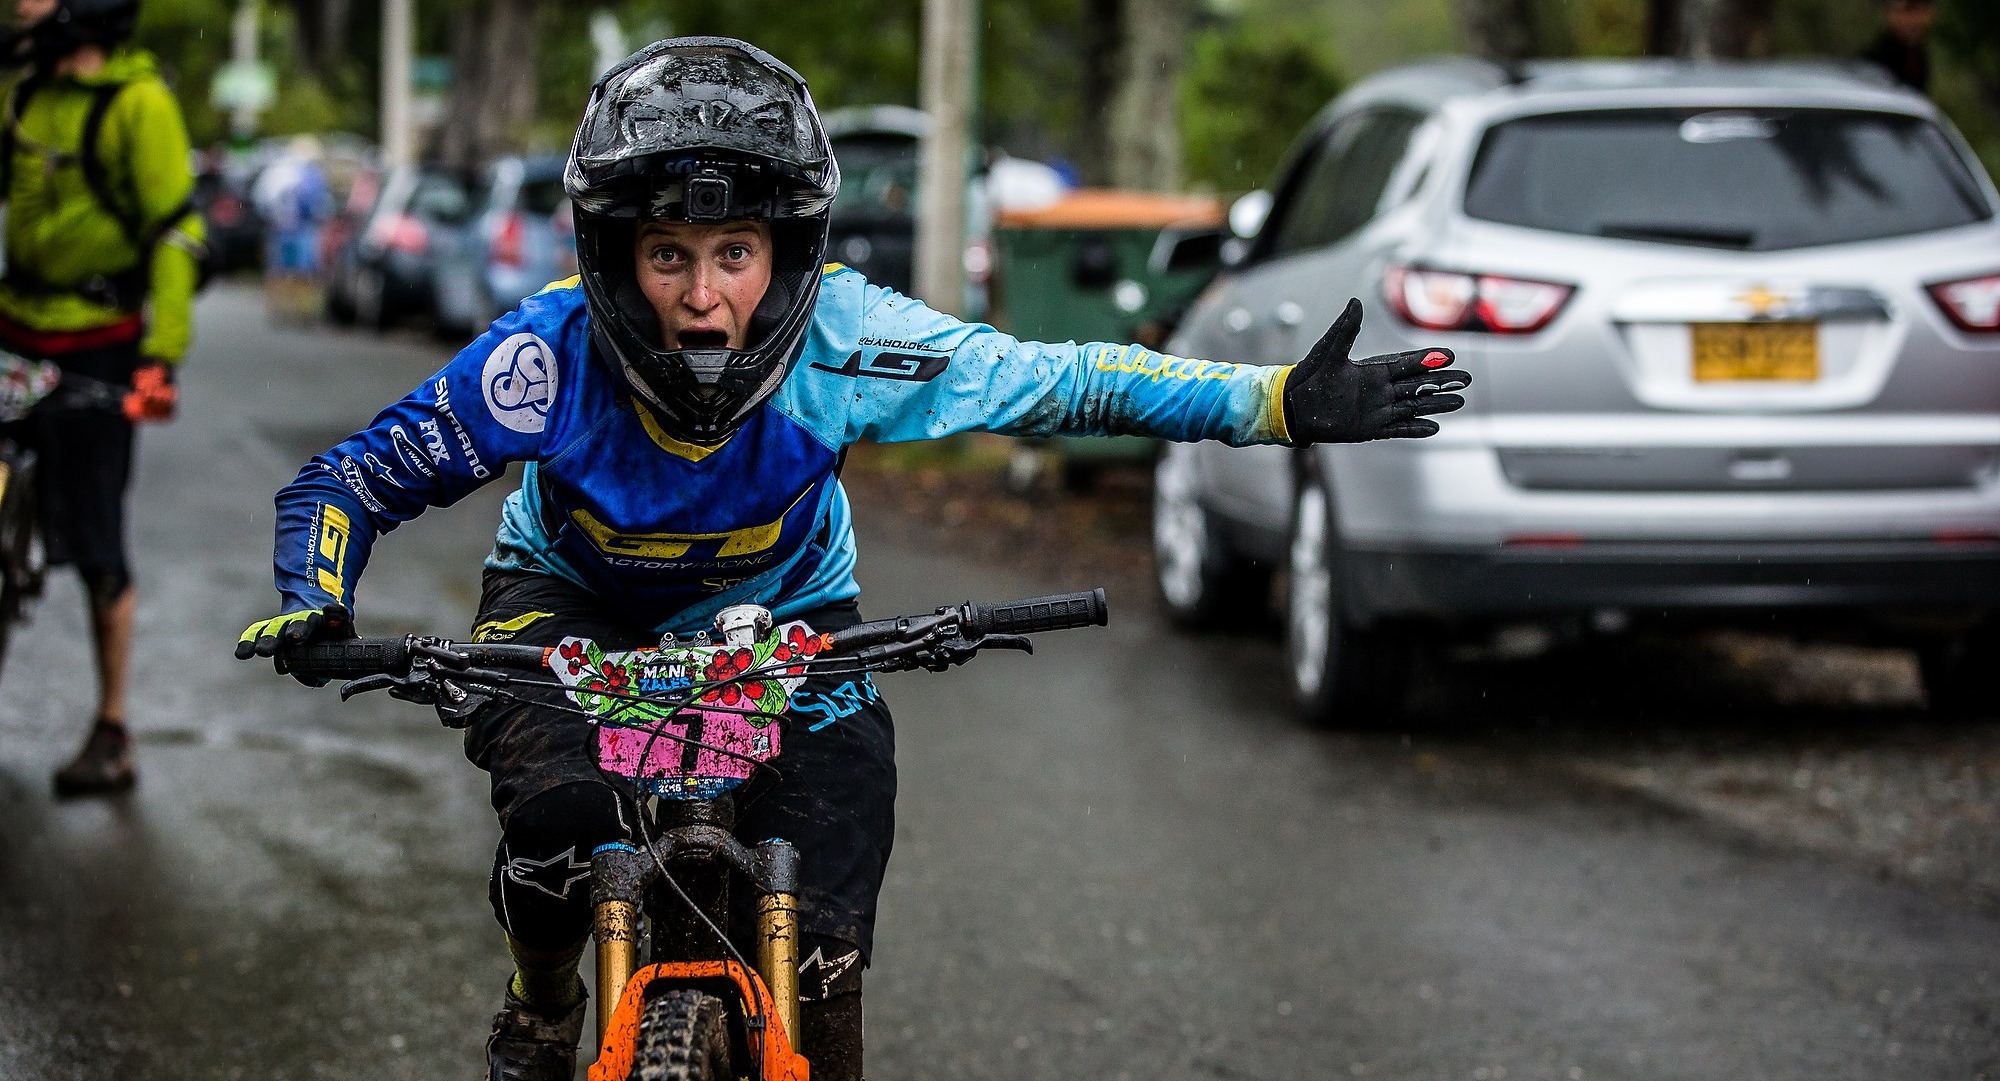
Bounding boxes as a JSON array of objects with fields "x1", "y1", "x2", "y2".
[{"x1": 565, "y1": 37, "x2": 839, "y2": 445}]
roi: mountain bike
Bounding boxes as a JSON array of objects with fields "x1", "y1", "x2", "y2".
[
  {"x1": 0, "y1": 354, "x2": 127, "y2": 676},
  {"x1": 277, "y1": 587, "x2": 1109, "y2": 1080}
]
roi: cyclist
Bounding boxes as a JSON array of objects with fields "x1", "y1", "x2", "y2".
[
  {"x1": 235, "y1": 37, "x2": 1469, "y2": 1081},
  {"x1": 1, "y1": 0, "x2": 202, "y2": 796}
]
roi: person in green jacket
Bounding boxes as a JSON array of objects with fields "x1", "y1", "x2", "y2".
[{"x1": 0, "y1": 0, "x2": 203, "y2": 795}]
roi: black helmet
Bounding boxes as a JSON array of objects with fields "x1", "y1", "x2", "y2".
[
  {"x1": 565, "y1": 37, "x2": 839, "y2": 445},
  {"x1": 3, "y1": 0, "x2": 139, "y2": 69}
]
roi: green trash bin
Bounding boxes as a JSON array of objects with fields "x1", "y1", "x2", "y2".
[{"x1": 988, "y1": 190, "x2": 1224, "y2": 487}]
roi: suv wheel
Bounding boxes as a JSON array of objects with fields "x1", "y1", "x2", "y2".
[
  {"x1": 1152, "y1": 444, "x2": 1268, "y2": 628},
  {"x1": 1286, "y1": 464, "x2": 1410, "y2": 726},
  {"x1": 1917, "y1": 626, "x2": 1997, "y2": 718}
]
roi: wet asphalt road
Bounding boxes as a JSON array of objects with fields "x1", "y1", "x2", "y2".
[{"x1": 0, "y1": 286, "x2": 1995, "y2": 1080}]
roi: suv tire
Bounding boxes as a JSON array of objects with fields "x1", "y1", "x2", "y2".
[
  {"x1": 1918, "y1": 626, "x2": 1997, "y2": 718},
  {"x1": 1152, "y1": 444, "x2": 1269, "y2": 628},
  {"x1": 1286, "y1": 461, "x2": 1411, "y2": 726}
]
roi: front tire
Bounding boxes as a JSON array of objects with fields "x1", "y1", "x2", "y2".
[
  {"x1": 628, "y1": 990, "x2": 736, "y2": 1081},
  {"x1": 0, "y1": 451, "x2": 44, "y2": 680},
  {"x1": 1286, "y1": 463, "x2": 1411, "y2": 726},
  {"x1": 1152, "y1": 444, "x2": 1269, "y2": 628}
]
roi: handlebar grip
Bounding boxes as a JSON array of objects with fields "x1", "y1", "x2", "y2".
[
  {"x1": 281, "y1": 638, "x2": 415, "y2": 680},
  {"x1": 963, "y1": 588, "x2": 1108, "y2": 638}
]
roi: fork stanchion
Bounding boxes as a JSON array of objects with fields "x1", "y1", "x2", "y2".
[
  {"x1": 594, "y1": 899, "x2": 640, "y2": 1041},
  {"x1": 591, "y1": 842, "x2": 646, "y2": 1041},
  {"x1": 754, "y1": 840, "x2": 802, "y2": 1048}
]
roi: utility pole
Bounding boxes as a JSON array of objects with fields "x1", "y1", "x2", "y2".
[
  {"x1": 228, "y1": 1, "x2": 258, "y2": 140},
  {"x1": 381, "y1": 0, "x2": 414, "y2": 168},
  {"x1": 916, "y1": 0, "x2": 974, "y2": 316}
]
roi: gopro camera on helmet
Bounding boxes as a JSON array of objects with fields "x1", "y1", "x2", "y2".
[{"x1": 683, "y1": 172, "x2": 733, "y2": 222}]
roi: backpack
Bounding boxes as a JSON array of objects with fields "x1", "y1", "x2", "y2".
[{"x1": 0, "y1": 77, "x2": 215, "y2": 307}]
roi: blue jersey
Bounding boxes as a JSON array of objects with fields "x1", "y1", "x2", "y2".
[{"x1": 271, "y1": 266, "x2": 1295, "y2": 634}]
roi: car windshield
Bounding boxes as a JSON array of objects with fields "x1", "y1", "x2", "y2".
[
  {"x1": 1462, "y1": 108, "x2": 1994, "y2": 251},
  {"x1": 519, "y1": 176, "x2": 569, "y2": 217},
  {"x1": 831, "y1": 135, "x2": 920, "y2": 224}
]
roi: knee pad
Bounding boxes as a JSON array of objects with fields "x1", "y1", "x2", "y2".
[
  {"x1": 489, "y1": 781, "x2": 632, "y2": 950},
  {"x1": 795, "y1": 931, "x2": 864, "y2": 1002}
]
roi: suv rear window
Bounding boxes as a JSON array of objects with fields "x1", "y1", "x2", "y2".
[{"x1": 1463, "y1": 108, "x2": 1993, "y2": 251}]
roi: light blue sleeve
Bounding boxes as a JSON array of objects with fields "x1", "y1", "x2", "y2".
[{"x1": 783, "y1": 269, "x2": 1295, "y2": 448}]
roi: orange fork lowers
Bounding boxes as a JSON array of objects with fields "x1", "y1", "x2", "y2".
[{"x1": 588, "y1": 960, "x2": 809, "y2": 1081}]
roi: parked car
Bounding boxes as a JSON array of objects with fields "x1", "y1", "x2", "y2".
[
  {"x1": 192, "y1": 149, "x2": 263, "y2": 274},
  {"x1": 1153, "y1": 58, "x2": 2000, "y2": 723},
  {"x1": 324, "y1": 164, "x2": 477, "y2": 330},
  {"x1": 823, "y1": 105, "x2": 927, "y2": 295},
  {"x1": 431, "y1": 153, "x2": 575, "y2": 337}
]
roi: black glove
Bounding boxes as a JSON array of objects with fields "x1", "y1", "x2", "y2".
[
  {"x1": 234, "y1": 602, "x2": 356, "y2": 685},
  {"x1": 1281, "y1": 298, "x2": 1472, "y2": 444}
]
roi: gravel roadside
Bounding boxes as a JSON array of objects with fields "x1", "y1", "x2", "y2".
[{"x1": 842, "y1": 442, "x2": 2000, "y2": 908}]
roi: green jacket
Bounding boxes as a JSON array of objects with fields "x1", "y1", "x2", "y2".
[{"x1": 0, "y1": 47, "x2": 202, "y2": 364}]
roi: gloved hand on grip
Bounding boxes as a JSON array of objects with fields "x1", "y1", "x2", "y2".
[
  {"x1": 1281, "y1": 298, "x2": 1472, "y2": 444},
  {"x1": 123, "y1": 362, "x2": 177, "y2": 423},
  {"x1": 235, "y1": 603, "x2": 355, "y2": 685}
]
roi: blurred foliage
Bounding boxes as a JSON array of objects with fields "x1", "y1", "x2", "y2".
[
  {"x1": 1178, "y1": 20, "x2": 1344, "y2": 194},
  {"x1": 124, "y1": 0, "x2": 2000, "y2": 187}
]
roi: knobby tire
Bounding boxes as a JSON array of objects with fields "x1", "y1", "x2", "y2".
[{"x1": 627, "y1": 989, "x2": 736, "y2": 1081}]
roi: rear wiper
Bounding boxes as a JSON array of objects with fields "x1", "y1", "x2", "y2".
[{"x1": 1595, "y1": 222, "x2": 1757, "y2": 250}]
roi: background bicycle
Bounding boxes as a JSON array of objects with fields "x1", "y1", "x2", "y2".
[{"x1": 0, "y1": 353, "x2": 129, "y2": 677}]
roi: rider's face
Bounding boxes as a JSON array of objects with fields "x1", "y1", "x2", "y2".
[
  {"x1": 633, "y1": 220, "x2": 773, "y2": 351},
  {"x1": 14, "y1": 0, "x2": 55, "y2": 25}
]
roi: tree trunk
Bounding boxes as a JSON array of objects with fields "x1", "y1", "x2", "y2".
[
  {"x1": 1076, "y1": 0, "x2": 1120, "y2": 186},
  {"x1": 1679, "y1": 0, "x2": 1776, "y2": 59},
  {"x1": 1454, "y1": 0, "x2": 1541, "y2": 62},
  {"x1": 431, "y1": 0, "x2": 543, "y2": 169},
  {"x1": 1645, "y1": 0, "x2": 1683, "y2": 56},
  {"x1": 282, "y1": 0, "x2": 356, "y2": 84},
  {"x1": 1105, "y1": 0, "x2": 1190, "y2": 191}
]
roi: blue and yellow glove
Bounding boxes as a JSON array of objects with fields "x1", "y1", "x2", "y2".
[{"x1": 234, "y1": 603, "x2": 355, "y2": 685}]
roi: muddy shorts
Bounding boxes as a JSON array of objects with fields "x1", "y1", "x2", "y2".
[{"x1": 463, "y1": 568, "x2": 896, "y2": 976}]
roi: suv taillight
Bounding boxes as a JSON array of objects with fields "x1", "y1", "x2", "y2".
[
  {"x1": 370, "y1": 213, "x2": 429, "y2": 256},
  {"x1": 1385, "y1": 265, "x2": 1574, "y2": 334},
  {"x1": 492, "y1": 210, "x2": 526, "y2": 269},
  {"x1": 1926, "y1": 272, "x2": 2000, "y2": 333}
]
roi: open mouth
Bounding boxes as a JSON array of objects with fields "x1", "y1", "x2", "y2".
[{"x1": 676, "y1": 329, "x2": 730, "y2": 349}]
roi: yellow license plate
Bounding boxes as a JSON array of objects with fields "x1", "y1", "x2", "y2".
[{"x1": 1691, "y1": 322, "x2": 1819, "y2": 382}]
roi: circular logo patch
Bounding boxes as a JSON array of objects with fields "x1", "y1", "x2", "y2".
[{"x1": 482, "y1": 333, "x2": 558, "y2": 433}]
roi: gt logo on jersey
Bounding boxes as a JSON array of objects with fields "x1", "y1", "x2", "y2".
[
  {"x1": 810, "y1": 349, "x2": 950, "y2": 382},
  {"x1": 568, "y1": 507, "x2": 788, "y2": 562},
  {"x1": 314, "y1": 503, "x2": 351, "y2": 600}
]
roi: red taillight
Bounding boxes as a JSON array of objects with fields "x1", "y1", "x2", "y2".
[
  {"x1": 370, "y1": 213, "x2": 429, "y2": 256},
  {"x1": 1385, "y1": 265, "x2": 1573, "y2": 334},
  {"x1": 492, "y1": 210, "x2": 526, "y2": 269},
  {"x1": 1926, "y1": 272, "x2": 2000, "y2": 333}
]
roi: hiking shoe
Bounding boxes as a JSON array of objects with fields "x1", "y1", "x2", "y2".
[
  {"x1": 52, "y1": 719, "x2": 135, "y2": 797},
  {"x1": 484, "y1": 988, "x2": 586, "y2": 1081}
]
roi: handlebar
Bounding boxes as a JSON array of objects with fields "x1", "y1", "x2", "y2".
[
  {"x1": 281, "y1": 638, "x2": 549, "y2": 681},
  {"x1": 277, "y1": 589, "x2": 1109, "y2": 684}
]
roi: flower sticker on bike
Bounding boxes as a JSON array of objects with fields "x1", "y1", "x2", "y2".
[
  {"x1": 481, "y1": 332, "x2": 558, "y2": 433},
  {"x1": 550, "y1": 622, "x2": 817, "y2": 798}
]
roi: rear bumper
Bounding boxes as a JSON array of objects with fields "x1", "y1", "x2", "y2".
[{"x1": 1344, "y1": 539, "x2": 2000, "y2": 622}]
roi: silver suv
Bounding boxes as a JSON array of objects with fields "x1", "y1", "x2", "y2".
[{"x1": 1152, "y1": 58, "x2": 2000, "y2": 723}]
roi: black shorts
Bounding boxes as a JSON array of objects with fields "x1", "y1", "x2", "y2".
[
  {"x1": 21, "y1": 342, "x2": 138, "y2": 594},
  {"x1": 463, "y1": 568, "x2": 898, "y2": 961}
]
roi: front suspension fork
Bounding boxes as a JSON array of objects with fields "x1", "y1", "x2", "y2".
[{"x1": 589, "y1": 838, "x2": 804, "y2": 1049}]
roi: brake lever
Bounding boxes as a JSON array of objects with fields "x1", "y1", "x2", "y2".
[{"x1": 913, "y1": 634, "x2": 1033, "y2": 672}]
